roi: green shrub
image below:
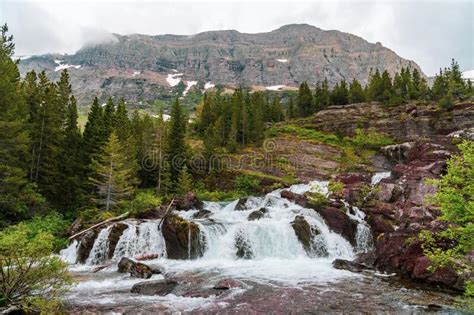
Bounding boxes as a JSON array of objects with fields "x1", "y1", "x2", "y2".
[
  {"x1": 349, "y1": 128, "x2": 393, "y2": 149},
  {"x1": 196, "y1": 190, "x2": 244, "y2": 202},
  {"x1": 126, "y1": 190, "x2": 162, "y2": 215},
  {"x1": 420, "y1": 140, "x2": 473, "y2": 297},
  {"x1": 234, "y1": 175, "x2": 260, "y2": 194},
  {"x1": 0, "y1": 222, "x2": 73, "y2": 312},
  {"x1": 306, "y1": 192, "x2": 328, "y2": 211}
]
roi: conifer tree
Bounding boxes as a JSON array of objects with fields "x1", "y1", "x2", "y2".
[
  {"x1": 83, "y1": 97, "x2": 105, "y2": 162},
  {"x1": 297, "y1": 82, "x2": 313, "y2": 117},
  {"x1": 330, "y1": 80, "x2": 349, "y2": 105},
  {"x1": 89, "y1": 132, "x2": 138, "y2": 211},
  {"x1": 166, "y1": 98, "x2": 187, "y2": 186},
  {"x1": 349, "y1": 78, "x2": 365, "y2": 103},
  {"x1": 103, "y1": 97, "x2": 115, "y2": 140},
  {"x1": 0, "y1": 24, "x2": 43, "y2": 224},
  {"x1": 287, "y1": 95, "x2": 297, "y2": 118},
  {"x1": 176, "y1": 165, "x2": 193, "y2": 196},
  {"x1": 113, "y1": 98, "x2": 131, "y2": 143},
  {"x1": 56, "y1": 96, "x2": 86, "y2": 213}
]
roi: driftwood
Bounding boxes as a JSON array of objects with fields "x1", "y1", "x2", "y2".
[
  {"x1": 158, "y1": 199, "x2": 175, "y2": 230},
  {"x1": 69, "y1": 212, "x2": 129, "y2": 240},
  {"x1": 91, "y1": 263, "x2": 113, "y2": 273},
  {"x1": 135, "y1": 253, "x2": 160, "y2": 261}
]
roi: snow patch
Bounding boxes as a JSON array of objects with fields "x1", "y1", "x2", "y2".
[
  {"x1": 183, "y1": 81, "x2": 198, "y2": 96},
  {"x1": 462, "y1": 70, "x2": 474, "y2": 80},
  {"x1": 266, "y1": 85, "x2": 286, "y2": 91},
  {"x1": 54, "y1": 60, "x2": 81, "y2": 72},
  {"x1": 152, "y1": 114, "x2": 171, "y2": 121},
  {"x1": 276, "y1": 59, "x2": 288, "y2": 63},
  {"x1": 204, "y1": 82, "x2": 215, "y2": 90},
  {"x1": 166, "y1": 73, "x2": 183, "y2": 87},
  {"x1": 132, "y1": 71, "x2": 141, "y2": 77}
]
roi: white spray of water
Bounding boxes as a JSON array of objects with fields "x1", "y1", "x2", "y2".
[{"x1": 59, "y1": 239, "x2": 79, "y2": 264}]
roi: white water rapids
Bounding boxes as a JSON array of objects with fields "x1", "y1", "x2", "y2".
[{"x1": 59, "y1": 175, "x2": 391, "y2": 311}]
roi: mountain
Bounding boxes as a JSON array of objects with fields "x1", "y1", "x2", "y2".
[{"x1": 18, "y1": 24, "x2": 423, "y2": 107}]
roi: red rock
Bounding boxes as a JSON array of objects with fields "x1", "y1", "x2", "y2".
[
  {"x1": 213, "y1": 279, "x2": 244, "y2": 290},
  {"x1": 334, "y1": 173, "x2": 370, "y2": 185},
  {"x1": 280, "y1": 190, "x2": 308, "y2": 207},
  {"x1": 312, "y1": 206, "x2": 358, "y2": 246}
]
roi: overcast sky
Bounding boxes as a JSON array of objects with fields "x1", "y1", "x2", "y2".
[{"x1": 1, "y1": 0, "x2": 472, "y2": 75}]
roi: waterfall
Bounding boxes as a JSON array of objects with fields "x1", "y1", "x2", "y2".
[
  {"x1": 86, "y1": 226, "x2": 113, "y2": 265},
  {"x1": 61, "y1": 179, "x2": 374, "y2": 266},
  {"x1": 112, "y1": 221, "x2": 167, "y2": 261},
  {"x1": 60, "y1": 239, "x2": 79, "y2": 264},
  {"x1": 342, "y1": 201, "x2": 373, "y2": 252}
]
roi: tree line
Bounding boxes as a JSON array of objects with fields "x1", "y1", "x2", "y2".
[{"x1": 294, "y1": 61, "x2": 472, "y2": 118}]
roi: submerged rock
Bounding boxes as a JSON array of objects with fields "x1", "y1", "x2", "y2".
[
  {"x1": 213, "y1": 278, "x2": 245, "y2": 290},
  {"x1": 131, "y1": 279, "x2": 178, "y2": 296},
  {"x1": 193, "y1": 209, "x2": 212, "y2": 219},
  {"x1": 332, "y1": 259, "x2": 372, "y2": 273},
  {"x1": 235, "y1": 234, "x2": 253, "y2": 259},
  {"x1": 117, "y1": 257, "x2": 158, "y2": 279},
  {"x1": 234, "y1": 198, "x2": 248, "y2": 211},
  {"x1": 248, "y1": 207, "x2": 268, "y2": 221}
]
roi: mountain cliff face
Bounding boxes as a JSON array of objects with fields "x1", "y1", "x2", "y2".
[{"x1": 19, "y1": 24, "x2": 422, "y2": 106}]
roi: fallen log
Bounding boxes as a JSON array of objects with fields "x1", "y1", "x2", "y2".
[
  {"x1": 91, "y1": 262, "x2": 113, "y2": 273},
  {"x1": 69, "y1": 212, "x2": 129, "y2": 240},
  {"x1": 135, "y1": 253, "x2": 160, "y2": 261}
]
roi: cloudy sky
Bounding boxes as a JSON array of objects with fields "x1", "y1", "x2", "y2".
[{"x1": 1, "y1": 0, "x2": 472, "y2": 75}]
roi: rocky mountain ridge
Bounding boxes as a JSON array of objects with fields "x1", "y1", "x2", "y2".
[{"x1": 18, "y1": 24, "x2": 422, "y2": 107}]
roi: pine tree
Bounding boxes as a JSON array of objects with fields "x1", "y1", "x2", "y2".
[
  {"x1": 287, "y1": 95, "x2": 297, "y2": 118},
  {"x1": 56, "y1": 95, "x2": 86, "y2": 213},
  {"x1": 348, "y1": 78, "x2": 365, "y2": 103},
  {"x1": 113, "y1": 98, "x2": 131, "y2": 143},
  {"x1": 270, "y1": 95, "x2": 284, "y2": 122},
  {"x1": 367, "y1": 69, "x2": 383, "y2": 101},
  {"x1": 103, "y1": 97, "x2": 115, "y2": 140},
  {"x1": 83, "y1": 97, "x2": 105, "y2": 162},
  {"x1": 0, "y1": 24, "x2": 43, "y2": 225},
  {"x1": 380, "y1": 70, "x2": 393, "y2": 103},
  {"x1": 331, "y1": 80, "x2": 349, "y2": 105},
  {"x1": 297, "y1": 82, "x2": 313, "y2": 117},
  {"x1": 166, "y1": 98, "x2": 187, "y2": 186},
  {"x1": 176, "y1": 165, "x2": 193, "y2": 196},
  {"x1": 89, "y1": 132, "x2": 138, "y2": 211},
  {"x1": 431, "y1": 69, "x2": 448, "y2": 101}
]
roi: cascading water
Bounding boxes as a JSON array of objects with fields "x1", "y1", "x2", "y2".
[
  {"x1": 63, "y1": 179, "x2": 375, "y2": 281},
  {"x1": 112, "y1": 220, "x2": 167, "y2": 260},
  {"x1": 86, "y1": 226, "x2": 113, "y2": 265}
]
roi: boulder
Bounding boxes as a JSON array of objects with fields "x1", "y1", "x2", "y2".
[
  {"x1": 312, "y1": 206, "x2": 358, "y2": 246},
  {"x1": 280, "y1": 190, "x2": 308, "y2": 207},
  {"x1": 291, "y1": 215, "x2": 313, "y2": 253},
  {"x1": 107, "y1": 223, "x2": 128, "y2": 259},
  {"x1": 234, "y1": 198, "x2": 248, "y2": 211},
  {"x1": 248, "y1": 208, "x2": 268, "y2": 221},
  {"x1": 76, "y1": 229, "x2": 99, "y2": 264},
  {"x1": 174, "y1": 192, "x2": 203, "y2": 210},
  {"x1": 376, "y1": 182, "x2": 404, "y2": 203},
  {"x1": 131, "y1": 279, "x2": 178, "y2": 296},
  {"x1": 213, "y1": 278, "x2": 245, "y2": 290},
  {"x1": 117, "y1": 257, "x2": 157, "y2": 279},
  {"x1": 381, "y1": 142, "x2": 415, "y2": 163},
  {"x1": 193, "y1": 209, "x2": 212, "y2": 219},
  {"x1": 161, "y1": 215, "x2": 203, "y2": 259},
  {"x1": 332, "y1": 259, "x2": 371, "y2": 273}
]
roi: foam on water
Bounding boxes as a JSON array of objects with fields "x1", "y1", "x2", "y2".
[{"x1": 371, "y1": 171, "x2": 391, "y2": 186}]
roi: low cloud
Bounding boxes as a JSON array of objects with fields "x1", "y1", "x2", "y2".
[{"x1": 1, "y1": 0, "x2": 472, "y2": 75}]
